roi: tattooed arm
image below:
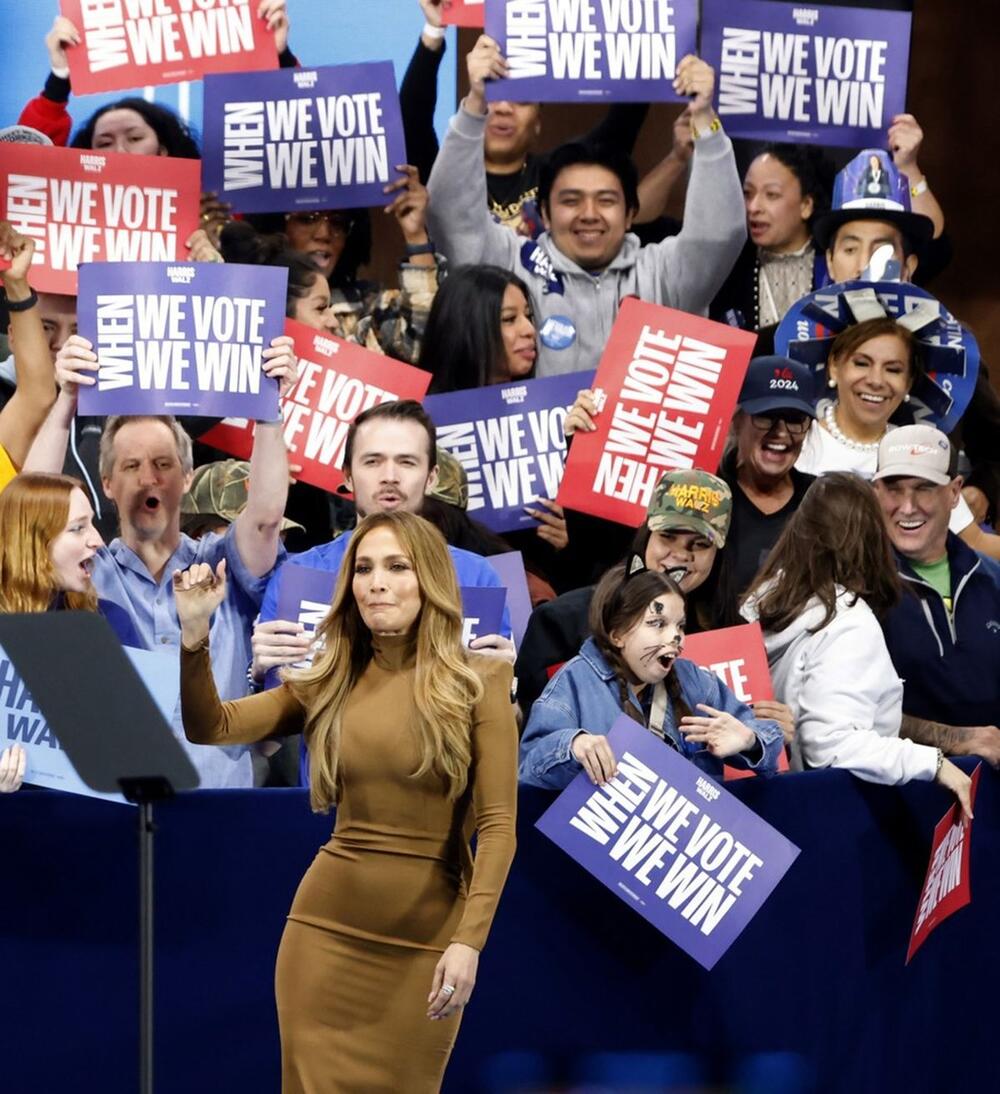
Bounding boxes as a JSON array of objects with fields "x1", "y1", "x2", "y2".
[{"x1": 900, "y1": 715, "x2": 1000, "y2": 768}]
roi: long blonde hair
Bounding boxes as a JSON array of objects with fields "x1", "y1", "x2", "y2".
[
  {"x1": 285, "y1": 511, "x2": 484, "y2": 813},
  {"x1": 0, "y1": 473, "x2": 99, "y2": 614}
]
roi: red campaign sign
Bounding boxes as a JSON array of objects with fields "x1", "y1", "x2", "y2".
[
  {"x1": 200, "y1": 318, "x2": 432, "y2": 494},
  {"x1": 683, "y1": 622, "x2": 788, "y2": 779},
  {"x1": 0, "y1": 144, "x2": 201, "y2": 295},
  {"x1": 557, "y1": 298, "x2": 756, "y2": 526},
  {"x1": 906, "y1": 763, "x2": 982, "y2": 964},
  {"x1": 441, "y1": 0, "x2": 485, "y2": 27},
  {"x1": 60, "y1": 0, "x2": 278, "y2": 96}
]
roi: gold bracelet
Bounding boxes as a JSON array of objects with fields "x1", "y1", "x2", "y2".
[{"x1": 691, "y1": 116, "x2": 723, "y2": 140}]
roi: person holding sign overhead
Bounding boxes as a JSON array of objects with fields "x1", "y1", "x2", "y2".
[
  {"x1": 741, "y1": 472, "x2": 973, "y2": 819},
  {"x1": 18, "y1": 5, "x2": 293, "y2": 244},
  {"x1": 426, "y1": 36, "x2": 746, "y2": 376},
  {"x1": 21, "y1": 326, "x2": 298, "y2": 788},
  {"x1": 173, "y1": 510, "x2": 517, "y2": 1093},
  {"x1": 519, "y1": 561, "x2": 782, "y2": 789},
  {"x1": 400, "y1": 0, "x2": 653, "y2": 239},
  {"x1": 0, "y1": 223, "x2": 59, "y2": 491}
]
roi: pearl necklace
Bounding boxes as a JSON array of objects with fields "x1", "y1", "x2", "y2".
[{"x1": 822, "y1": 402, "x2": 885, "y2": 452}]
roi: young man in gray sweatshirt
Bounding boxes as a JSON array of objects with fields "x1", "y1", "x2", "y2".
[{"x1": 426, "y1": 36, "x2": 747, "y2": 377}]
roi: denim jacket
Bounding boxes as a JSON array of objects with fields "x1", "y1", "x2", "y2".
[{"x1": 519, "y1": 637, "x2": 783, "y2": 788}]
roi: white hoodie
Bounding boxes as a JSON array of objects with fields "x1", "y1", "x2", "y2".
[{"x1": 743, "y1": 586, "x2": 938, "y2": 785}]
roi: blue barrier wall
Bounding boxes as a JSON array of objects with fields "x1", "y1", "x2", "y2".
[{"x1": 2, "y1": 759, "x2": 995, "y2": 1094}]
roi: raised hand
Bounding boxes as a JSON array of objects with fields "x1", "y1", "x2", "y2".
[
  {"x1": 54, "y1": 335, "x2": 99, "y2": 401},
  {"x1": 257, "y1": 0, "x2": 289, "y2": 54},
  {"x1": 262, "y1": 335, "x2": 298, "y2": 398},
  {"x1": 673, "y1": 55, "x2": 716, "y2": 130},
  {"x1": 466, "y1": 35, "x2": 507, "y2": 112},
  {"x1": 887, "y1": 113, "x2": 924, "y2": 175},
  {"x1": 173, "y1": 560, "x2": 228, "y2": 647},
  {"x1": 0, "y1": 222, "x2": 36, "y2": 294},
  {"x1": 383, "y1": 165, "x2": 431, "y2": 246},
  {"x1": 680, "y1": 703, "x2": 757, "y2": 758},
  {"x1": 46, "y1": 15, "x2": 80, "y2": 72}
]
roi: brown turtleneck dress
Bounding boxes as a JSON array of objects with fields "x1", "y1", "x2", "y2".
[{"x1": 180, "y1": 632, "x2": 518, "y2": 1093}]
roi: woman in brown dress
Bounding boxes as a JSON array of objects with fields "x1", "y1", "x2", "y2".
[{"x1": 173, "y1": 511, "x2": 519, "y2": 1093}]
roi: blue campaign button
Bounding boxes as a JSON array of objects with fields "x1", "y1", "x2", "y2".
[{"x1": 539, "y1": 315, "x2": 577, "y2": 350}]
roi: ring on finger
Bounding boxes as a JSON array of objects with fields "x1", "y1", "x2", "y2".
[{"x1": 441, "y1": 984, "x2": 456, "y2": 996}]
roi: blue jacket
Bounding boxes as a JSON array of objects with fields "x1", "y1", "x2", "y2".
[
  {"x1": 882, "y1": 534, "x2": 1000, "y2": 727},
  {"x1": 519, "y1": 637, "x2": 783, "y2": 788}
]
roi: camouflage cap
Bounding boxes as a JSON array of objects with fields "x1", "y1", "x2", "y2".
[
  {"x1": 645, "y1": 469, "x2": 732, "y2": 548},
  {"x1": 182, "y1": 460, "x2": 305, "y2": 533},
  {"x1": 427, "y1": 447, "x2": 469, "y2": 510}
]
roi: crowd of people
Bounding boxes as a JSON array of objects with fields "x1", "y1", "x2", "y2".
[{"x1": 2, "y1": 1, "x2": 999, "y2": 1090}]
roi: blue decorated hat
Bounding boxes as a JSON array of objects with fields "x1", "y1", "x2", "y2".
[
  {"x1": 813, "y1": 149, "x2": 934, "y2": 253},
  {"x1": 774, "y1": 280, "x2": 980, "y2": 435}
]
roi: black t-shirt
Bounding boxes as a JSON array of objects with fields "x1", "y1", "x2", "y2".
[
  {"x1": 486, "y1": 159, "x2": 543, "y2": 237},
  {"x1": 728, "y1": 465, "x2": 815, "y2": 598}
]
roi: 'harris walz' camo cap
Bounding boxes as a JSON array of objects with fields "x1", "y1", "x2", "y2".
[{"x1": 645, "y1": 470, "x2": 732, "y2": 549}]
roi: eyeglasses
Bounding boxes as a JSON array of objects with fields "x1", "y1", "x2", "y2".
[
  {"x1": 749, "y1": 413, "x2": 811, "y2": 436},
  {"x1": 285, "y1": 211, "x2": 352, "y2": 236}
]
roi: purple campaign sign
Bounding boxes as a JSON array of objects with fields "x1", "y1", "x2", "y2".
[
  {"x1": 461, "y1": 585, "x2": 507, "y2": 646},
  {"x1": 426, "y1": 370, "x2": 594, "y2": 534},
  {"x1": 276, "y1": 564, "x2": 506, "y2": 653},
  {"x1": 77, "y1": 261, "x2": 286, "y2": 419},
  {"x1": 484, "y1": 0, "x2": 696, "y2": 103},
  {"x1": 202, "y1": 62, "x2": 407, "y2": 213},
  {"x1": 276, "y1": 563, "x2": 338, "y2": 636},
  {"x1": 486, "y1": 551, "x2": 532, "y2": 649},
  {"x1": 536, "y1": 715, "x2": 799, "y2": 969},
  {"x1": 703, "y1": 0, "x2": 911, "y2": 147}
]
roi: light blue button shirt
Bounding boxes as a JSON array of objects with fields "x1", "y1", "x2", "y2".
[{"x1": 92, "y1": 524, "x2": 282, "y2": 788}]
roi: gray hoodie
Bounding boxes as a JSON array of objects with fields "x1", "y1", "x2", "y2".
[{"x1": 427, "y1": 105, "x2": 747, "y2": 377}]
